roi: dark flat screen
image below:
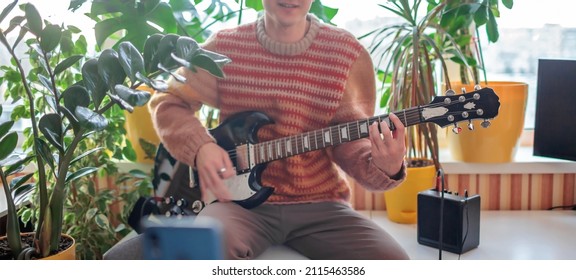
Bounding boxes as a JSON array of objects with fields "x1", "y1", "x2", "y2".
[{"x1": 533, "y1": 59, "x2": 576, "y2": 161}]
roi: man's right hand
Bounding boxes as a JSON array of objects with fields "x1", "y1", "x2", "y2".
[{"x1": 195, "y1": 142, "x2": 235, "y2": 202}]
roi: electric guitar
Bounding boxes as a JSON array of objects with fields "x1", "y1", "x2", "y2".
[{"x1": 151, "y1": 87, "x2": 500, "y2": 215}]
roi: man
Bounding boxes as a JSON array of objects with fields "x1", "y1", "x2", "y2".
[{"x1": 105, "y1": 0, "x2": 409, "y2": 260}]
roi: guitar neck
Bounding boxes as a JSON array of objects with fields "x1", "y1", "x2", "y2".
[{"x1": 252, "y1": 107, "x2": 423, "y2": 164}]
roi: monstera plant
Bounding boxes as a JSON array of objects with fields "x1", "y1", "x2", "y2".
[{"x1": 0, "y1": 0, "x2": 229, "y2": 259}]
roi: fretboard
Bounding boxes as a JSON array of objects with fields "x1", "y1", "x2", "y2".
[{"x1": 252, "y1": 107, "x2": 423, "y2": 164}]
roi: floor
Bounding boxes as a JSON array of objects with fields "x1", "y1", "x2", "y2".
[{"x1": 257, "y1": 210, "x2": 576, "y2": 260}]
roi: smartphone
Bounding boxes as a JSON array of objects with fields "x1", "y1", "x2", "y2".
[{"x1": 142, "y1": 216, "x2": 224, "y2": 260}]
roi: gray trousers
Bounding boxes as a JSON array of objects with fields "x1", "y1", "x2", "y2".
[{"x1": 103, "y1": 201, "x2": 409, "y2": 260}]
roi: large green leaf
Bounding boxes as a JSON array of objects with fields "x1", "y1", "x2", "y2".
[
  {"x1": 93, "y1": 1, "x2": 178, "y2": 50},
  {"x1": 175, "y1": 36, "x2": 200, "y2": 61},
  {"x1": 156, "y1": 34, "x2": 180, "y2": 69},
  {"x1": 97, "y1": 49, "x2": 127, "y2": 94},
  {"x1": 143, "y1": 34, "x2": 164, "y2": 74},
  {"x1": 0, "y1": 120, "x2": 14, "y2": 139},
  {"x1": 118, "y1": 42, "x2": 145, "y2": 84},
  {"x1": 114, "y1": 85, "x2": 151, "y2": 107},
  {"x1": 75, "y1": 106, "x2": 108, "y2": 131},
  {"x1": 24, "y1": 3, "x2": 42, "y2": 35},
  {"x1": 39, "y1": 24, "x2": 62, "y2": 53},
  {"x1": 0, "y1": 131, "x2": 18, "y2": 162},
  {"x1": 62, "y1": 85, "x2": 91, "y2": 115},
  {"x1": 38, "y1": 113, "x2": 64, "y2": 153},
  {"x1": 82, "y1": 58, "x2": 108, "y2": 109}
]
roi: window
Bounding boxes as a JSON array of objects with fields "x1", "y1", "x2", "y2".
[{"x1": 327, "y1": 0, "x2": 576, "y2": 130}]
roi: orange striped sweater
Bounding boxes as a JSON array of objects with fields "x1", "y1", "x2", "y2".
[{"x1": 148, "y1": 15, "x2": 406, "y2": 205}]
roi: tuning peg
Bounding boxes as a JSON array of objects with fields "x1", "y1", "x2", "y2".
[
  {"x1": 467, "y1": 120, "x2": 474, "y2": 130},
  {"x1": 481, "y1": 120, "x2": 491, "y2": 128},
  {"x1": 452, "y1": 124, "x2": 462, "y2": 134},
  {"x1": 445, "y1": 89, "x2": 456, "y2": 96},
  {"x1": 461, "y1": 87, "x2": 467, "y2": 94},
  {"x1": 474, "y1": 84, "x2": 482, "y2": 90}
]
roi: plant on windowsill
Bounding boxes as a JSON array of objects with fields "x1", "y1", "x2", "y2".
[
  {"x1": 359, "y1": 0, "x2": 472, "y2": 223},
  {"x1": 433, "y1": 0, "x2": 525, "y2": 163},
  {"x1": 0, "y1": 0, "x2": 229, "y2": 259}
]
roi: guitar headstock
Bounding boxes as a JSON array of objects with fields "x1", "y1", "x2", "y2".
[{"x1": 425, "y1": 87, "x2": 500, "y2": 129}]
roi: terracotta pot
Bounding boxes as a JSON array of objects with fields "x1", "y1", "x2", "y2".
[
  {"x1": 446, "y1": 81, "x2": 528, "y2": 163},
  {"x1": 384, "y1": 161, "x2": 436, "y2": 224}
]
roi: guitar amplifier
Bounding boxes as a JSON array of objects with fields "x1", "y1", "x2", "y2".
[{"x1": 417, "y1": 189, "x2": 481, "y2": 254}]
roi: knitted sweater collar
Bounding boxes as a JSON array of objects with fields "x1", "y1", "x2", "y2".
[{"x1": 256, "y1": 14, "x2": 321, "y2": 56}]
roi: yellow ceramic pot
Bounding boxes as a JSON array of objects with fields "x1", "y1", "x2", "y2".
[
  {"x1": 124, "y1": 86, "x2": 160, "y2": 163},
  {"x1": 0, "y1": 233, "x2": 76, "y2": 260},
  {"x1": 41, "y1": 234, "x2": 76, "y2": 260},
  {"x1": 446, "y1": 81, "x2": 528, "y2": 163},
  {"x1": 384, "y1": 162, "x2": 436, "y2": 224}
]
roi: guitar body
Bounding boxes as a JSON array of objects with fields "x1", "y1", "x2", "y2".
[
  {"x1": 200, "y1": 111, "x2": 275, "y2": 209},
  {"x1": 152, "y1": 111, "x2": 275, "y2": 214}
]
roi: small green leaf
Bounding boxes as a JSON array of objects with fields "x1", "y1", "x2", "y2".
[
  {"x1": 75, "y1": 106, "x2": 108, "y2": 131},
  {"x1": 0, "y1": 0, "x2": 18, "y2": 25},
  {"x1": 118, "y1": 41, "x2": 145, "y2": 84},
  {"x1": 98, "y1": 49, "x2": 127, "y2": 93},
  {"x1": 54, "y1": 55, "x2": 83, "y2": 76},
  {"x1": 66, "y1": 167, "x2": 99, "y2": 184},
  {"x1": 24, "y1": 3, "x2": 42, "y2": 35},
  {"x1": 39, "y1": 113, "x2": 64, "y2": 153},
  {"x1": 114, "y1": 84, "x2": 151, "y2": 107},
  {"x1": 82, "y1": 59, "x2": 108, "y2": 109},
  {"x1": 95, "y1": 214, "x2": 110, "y2": 229},
  {"x1": 0, "y1": 131, "x2": 18, "y2": 162},
  {"x1": 86, "y1": 208, "x2": 98, "y2": 220},
  {"x1": 175, "y1": 36, "x2": 199, "y2": 61},
  {"x1": 143, "y1": 33, "x2": 163, "y2": 73},
  {"x1": 4, "y1": 155, "x2": 33, "y2": 176},
  {"x1": 156, "y1": 34, "x2": 180, "y2": 69},
  {"x1": 62, "y1": 85, "x2": 91, "y2": 113},
  {"x1": 35, "y1": 138, "x2": 55, "y2": 171},
  {"x1": 39, "y1": 24, "x2": 62, "y2": 52},
  {"x1": 70, "y1": 147, "x2": 104, "y2": 165},
  {"x1": 501, "y1": 0, "x2": 514, "y2": 9},
  {"x1": 0, "y1": 120, "x2": 14, "y2": 139},
  {"x1": 122, "y1": 141, "x2": 137, "y2": 162},
  {"x1": 191, "y1": 54, "x2": 225, "y2": 78}
]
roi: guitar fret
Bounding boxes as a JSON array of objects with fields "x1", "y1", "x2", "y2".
[
  {"x1": 323, "y1": 129, "x2": 331, "y2": 145},
  {"x1": 360, "y1": 120, "x2": 369, "y2": 137},
  {"x1": 340, "y1": 124, "x2": 349, "y2": 141},
  {"x1": 286, "y1": 138, "x2": 292, "y2": 156},
  {"x1": 276, "y1": 141, "x2": 281, "y2": 158}
]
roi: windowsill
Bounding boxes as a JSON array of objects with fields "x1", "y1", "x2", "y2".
[{"x1": 440, "y1": 146, "x2": 576, "y2": 174}]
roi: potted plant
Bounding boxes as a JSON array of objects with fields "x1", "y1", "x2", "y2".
[
  {"x1": 435, "y1": 0, "x2": 525, "y2": 163},
  {"x1": 360, "y1": 0, "x2": 471, "y2": 223},
  {"x1": 0, "y1": 0, "x2": 229, "y2": 259}
]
